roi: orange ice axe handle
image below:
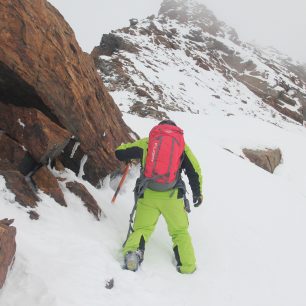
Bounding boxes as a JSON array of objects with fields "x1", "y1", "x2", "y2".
[{"x1": 111, "y1": 164, "x2": 130, "y2": 204}]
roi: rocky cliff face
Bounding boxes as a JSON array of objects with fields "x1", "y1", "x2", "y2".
[
  {"x1": 0, "y1": 0, "x2": 133, "y2": 193},
  {"x1": 0, "y1": 0, "x2": 136, "y2": 286},
  {"x1": 92, "y1": 0, "x2": 306, "y2": 124},
  {"x1": 0, "y1": 219, "x2": 16, "y2": 289}
]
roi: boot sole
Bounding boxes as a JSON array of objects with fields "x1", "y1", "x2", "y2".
[{"x1": 126, "y1": 260, "x2": 138, "y2": 272}]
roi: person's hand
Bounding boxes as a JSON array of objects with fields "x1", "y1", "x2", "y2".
[{"x1": 193, "y1": 194, "x2": 203, "y2": 207}]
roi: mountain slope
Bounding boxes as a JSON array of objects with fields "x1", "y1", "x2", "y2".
[
  {"x1": 1, "y1": 111, "x2": 306, "y2": 306},
  {"x1": 1, "y1": 1, "x2": 306, "y2": 305},
  {"x1": 92, "y1": 0, "x2": 306, "y2": 124}
]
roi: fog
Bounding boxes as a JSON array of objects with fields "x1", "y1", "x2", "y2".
[
  {"x1": 199, "y1": 0, "x2": 306, "y2": 64},
  {"x1": 49, "y1": 0, "x2": 306, "y2": 64}
]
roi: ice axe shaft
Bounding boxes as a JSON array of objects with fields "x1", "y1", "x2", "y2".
[{"x1": 111, "y1": 164, "x2": 130, "y2": 204}]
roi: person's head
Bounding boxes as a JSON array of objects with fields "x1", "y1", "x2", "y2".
[{"x1": 158, "y1": 119, "x2": 177, "y2": 126}]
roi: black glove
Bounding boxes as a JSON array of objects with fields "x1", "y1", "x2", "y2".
[{"x1": 193, "y1": 194, "x2": 203, "y2": 207}]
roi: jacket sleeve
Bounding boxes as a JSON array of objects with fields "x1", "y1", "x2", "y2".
[
  {"x1": 115, "y1": 138, "x2": 148, "y2": 164},
  {"x1": 181, "y1": 144, "x2": 202, "y2": 197}
]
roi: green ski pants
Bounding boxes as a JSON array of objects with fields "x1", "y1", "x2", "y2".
[{"x1": 123, "y1": 189, "x2": 196, "y2": 273}]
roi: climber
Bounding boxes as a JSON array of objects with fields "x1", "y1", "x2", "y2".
[{"x1": 115, "y1": 119, "x2": 203, "y2": 273}]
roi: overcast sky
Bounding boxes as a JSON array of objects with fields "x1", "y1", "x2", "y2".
[{"x1": 49, "y1": 0, "x2": 306, "y2": 64}]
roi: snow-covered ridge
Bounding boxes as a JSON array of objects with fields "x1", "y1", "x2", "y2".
[{"x1": 92, "y1": 0, "x2": 306, "y2": 125}]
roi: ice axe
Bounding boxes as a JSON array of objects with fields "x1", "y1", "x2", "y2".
[{"x1": 111, "y1": 163, "x2": 130, "y2": 204}]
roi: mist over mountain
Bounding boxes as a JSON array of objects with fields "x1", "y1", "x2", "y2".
[{"x1": 92, "y1": 0, "x2": 306, "y2": 124}]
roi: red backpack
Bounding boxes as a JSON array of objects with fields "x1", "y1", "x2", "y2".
[{"x1": 144, "y1": 124, "x2": 185, "y2": 191}]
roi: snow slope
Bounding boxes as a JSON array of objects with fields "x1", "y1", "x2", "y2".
[{"x1": 1, "y1": 109, "x2": 306, "y2": 306}]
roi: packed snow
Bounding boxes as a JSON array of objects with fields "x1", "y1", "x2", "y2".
[
  {"x1": 1, "y1": 109, "x2": 306, "y2": 306},
  {"x1": 17, "y1": 119, "x2": 25, "y2": 129}
]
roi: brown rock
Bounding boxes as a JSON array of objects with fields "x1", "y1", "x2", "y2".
[
  {"x1": 0, "y1": 219, "x2": 16, "y2": 289},
  {"x1": 295, "y1": 91, "x2": 306, "y2": 121},
  {"x1": 236, "y1": 75, "x2": 304, "y2": 124},
  {"x1": 53, "y1": 158, "x2": 65, "y2": 172},
  {"x1": 99, "y1": 33, "x2": 139, "y2": 56},
  {"x1": 66, "y1": 181, "x2": 103, "y2": 220},
  {"x1": 0, "y1": 103, "x2": 71, "y2": 164},
  {"x1": 194, "y1": 57, "x2": 211, "y2": 71},
  {"x1": 236, "y1": 75, "x2": 273, "y2": 99},
  {"x1": 0, "y1": 160, "x2": 39, "y2": 207},
  {"x1": 32, "y1": 166, "x2": 67, "y2": 207},
  {"x1": 0, "y1": 219, "x2": 14, "y2": 227},
  {"x1": 279, "y1": 92, "x2": 296, "y2": 106},
  {"x1": 222, "y1": 55, "x2": 257, "y2": 73},
  {"x1": 243, "y1": 148, "x2": 282, "y2": 173},
  {"x1": 0, "y1": 0, "x2": 133, "y2": 186},
  {"x1": 0, "y1": 160, "x2": 16, "y2": 173},
  {"x1": 27, "y1": 210, "x2": 40, "y2": 220},
  {"x1": 0, "y1": 132, "x2": 37, "y2": 175},
  {"x1": 265, "y1": 97, "x2": 304, "y2": 124},
  {"x1": 129, "y1": 102, "x2": 168, "y2": 120}
]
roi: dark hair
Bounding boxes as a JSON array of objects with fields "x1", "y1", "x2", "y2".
[{"x1": 158, "y1": 119, "x2": 177, "y2": 126}]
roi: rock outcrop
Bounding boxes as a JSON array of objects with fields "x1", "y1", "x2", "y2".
[
  {"x1": 243, "y1": 148, "x2": 282, "y2": 173},
  {"x1": 93, "y1": 0, "x2": 306, "y2": 124},
  {"x1": 66, "y1": 181, "x2": 103, "y2": 220},
  {"x1": 0, "y1": 161, "x2": 39, "y2": 208},
  {"x1": 0, "y1": 0, "x2": 133, "y2": 189},
  {"x1": 0, "y1": 132, "x2": 36, "y2": 176},
  {"x1": 0, "y1": 219, "x2": 16, "y2": 289},
  {"x1": 32, "y1": 166, "x2": 67, "y2": 207},
  {"x1": 0, "y1": 104, "x2": 71, "y2": 164},
  {"x1": 27, "y1": 210, "x2": 40, "y2": 220}
]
